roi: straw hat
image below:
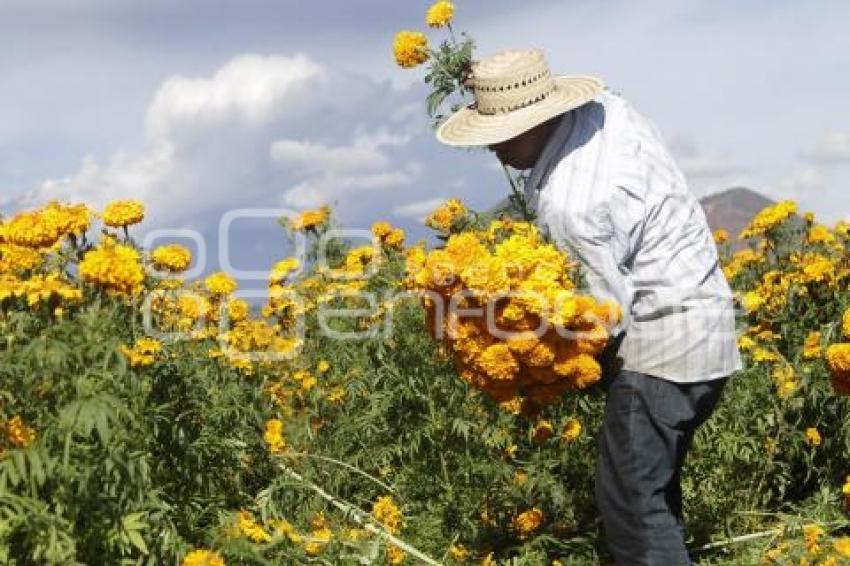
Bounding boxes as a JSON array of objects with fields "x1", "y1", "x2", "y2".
[{"x1": 436, "y1": 48, "x2": 603, "y2": 147}]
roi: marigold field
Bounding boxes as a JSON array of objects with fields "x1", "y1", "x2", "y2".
[{"x1": 0, "y1": 194, "x2": 849, "y2": 566}]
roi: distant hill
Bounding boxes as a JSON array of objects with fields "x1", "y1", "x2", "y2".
[
  {"x1": 699, "y1": 187, "x2": 774, "y2": 250},
  {"x1": 488, "y1": 186, "x2": 774, "y2": 252}
]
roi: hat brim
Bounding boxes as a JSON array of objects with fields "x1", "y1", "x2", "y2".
[{"x1": 435, "y1": 75, "x2": 604, "y2": 147}]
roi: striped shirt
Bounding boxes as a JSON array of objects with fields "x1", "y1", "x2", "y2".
[{"x1": 526, "y1": 89, "x2": 741, "y2": 383}]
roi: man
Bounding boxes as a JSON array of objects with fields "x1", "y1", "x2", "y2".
[{"x1": 436, "y1": 48, "x2": 741, "y2": 565}]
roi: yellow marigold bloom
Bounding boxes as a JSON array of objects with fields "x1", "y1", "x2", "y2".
[
  {"x1": 79, "y1": 239, "x2": 145, "y2": 296},
  {"x1": 289, "y1": 205, "x2": 330, "y2": 231},
  {"x1": 803, "y1": 524, "x2": 824, "y2": 554},
  {"x1": 739, "y1": 200, "x2": 798, "y2": 239},
  {"x1": 713, "y1": 229, "x2": 729, "y2": 244},
  {"x1": 304, "y1": 527, "x2": 332, "y2": 555},
  {"x1": 532, "y1": 420, "x2": 554, "y2": 443},
  {"x1": 372, "y1": 495, "x2": 404, "y2": 535},
  {"x1": 561, "y1": 418, "x2": 582, "y2": 443},
  {"x1": 182, "y1": 549, "x2": 225, "y2": 566},
  {"x1": 477, "y1": 343, "x2": 520, "y2": 381},
  {"x1": 835, "y1": 536, "x2": 850, "y2": 557},
  {"x1": 205, "y1": 271, "x2": 237, "y2": 295},
  {"x1": 372, "y1": 220, "x2": 393, "y2": 239},
  {"x1": 722, "y1": 248, "x2": 763, "y2": 280},
  {"x1": 270, "y1": 518, "x2": 302, "y2": 543},
  {"x1": 425, "y1": 0, "x2": 454, "y2": 27},
  {"x1": 742, "y1": 290, "x2": 766, "y2": 313},
  {"x1": 263, "y1": 419, "x2": 286, "y2": 453},
  {"x1": 102, "y1": 199, "x2": 145, "y2": 228},
  {"x1": 843, "y1": 308, "x2": 850, "y2": 339},
  {"x1": 326, "y1": 386, "x2": 346, "y2": 404},
  {"x1": 805, "y1": 427, "x2": 822, "y2": 447},
  {"x1": 151, "y1": 244, "x2": 192, "y2": 272},
  {"x1": 18, "y1": 273, "x2": 83, "y2": 307},
  {"x1": 2, "y1": 205, "x2": 66, "y2": 249},
  {"x1": 316, "y1": 360, "x2": 331, "y2": 373},
  {"x1": 752, "y1": 348, "x2": 780, "y2": 364},
  {"x1": 772, "y1": 364, "x2": 797, "y2": 399},
  {"x1": 0, "y1": 244, "x2": 43, "y2": 273},
  {"x1": 387, "y1": 545, "x2": 407, "y2": 565},
  {"x1": 5, "y1": 415, "x2": 36, "y2": 448},
  {"x1": 120, "y1": 337, "x2": 163, "y2": 368},
  {"x1": 372, "y1": 221, "x2": 406, "y2": 250},
  {"x1": 481, "y1": 552, "x2": 495, "y2": 566},
  {"x1": 225, "y1": 298, "x2": 249, "y2": 323},
  {"x1": 448, "y1": 543, "x2": 470, "y2": 561},
  {"x1": 807, "y1": 224, "x2": 836, "y2": 246},
  {"x1": 827, "y1": 343, "x2": 850, "y2": 395},
  {"x1": 237, "y1": 510, "x2": 272, "y2": 543},
  {"x1": 269, "y1": 258, "x2": 300, "y2": 286},
  {"x1": 393, "y1": 31, "x2": 429, "y2": 69},
  {"x1": 802, "y1": 331, "x2": 822, "y2": 359},
  {"x1": 513, "y1": 508, "x2": 543, "y2": 539}
]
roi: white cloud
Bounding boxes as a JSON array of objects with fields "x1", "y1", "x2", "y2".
[
  {"x1": 146, "y1": 54, "x2": 326, "y2": 140},
  {"x1": 282, "y1": 166, "x2": 418, "y2": 209},
  {"x1": 12, "y1": 53, "x2": 431, "y2": 230},
  {"x1": 804, "y1": 133, "x2": 850, "y2": 164},
  {"x1": 668, "y1": 136, "x2": 746, "y2": 180},
  {"x1": 393, "y1": 196, "x2": 446, "y2": 220},
  {"x1": 270, "y1": 139, "x2": 389, "y2": 175},
  {"x1": 777, "y1": 165, "x2": 822, "y2": 199}
]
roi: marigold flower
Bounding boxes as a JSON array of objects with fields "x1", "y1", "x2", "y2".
[
  {"x1": 304, "y1": 525, "x2": 332, "y2": 556},
  {"x1": 448, "y1": 544, "x2": 470, "y2": 561},
  {"x1": 103, "y1": 199, "x2": 145, "y2": 228},
  {"x1": 372, "y1": 495, "x2": 404, "y2": 534},
  {"x1": 79, "y1": 239, "x2": 145, "y2": 296},
  {"x1": 151, "y1": 244, "x2": 192, "y2": 272},
  {"x1": 393, "y1": 31, "x2": 429, "y2": 69},
  {"x1": 5, "y1": 415, "x2": 36, "y2": 448},
  {"x1": 425, "y1": 0, "x2": 454, "y2": 28},
  {"x1": 561, "y1": 418, "x2": 582, "y2": 443},
  {"x1": 120, "y1": 337, "x2": 163, "y2": 368},
  {"x1": 237, "y1": 510, "x2": 271, "y2": 543},
  {"x1": 836, "y1": 536, "x2": 850, "y2": 557},
  {"x1": 317, "y1": 360, "x2": 331, "y2": 373},
  {"x1": 0, "y1": 244, "x2": 43, "y2": 273},
  {"x1": 289, "y1": 206, "x2": 330, "y2": 232},
  {"x1": 802, "y1": 331, "x2": 822, "y2": 359},
  {"x1": 843, "y1": 308, "x2": 850, "y2": 339},
  {"x1": 513, "y1": 508, "x2": 543, "y2": 539},
  {"x1": 805, "y1": 427, "x2": 822, "y2": 447},
  {"x1": 827, "y1": 343, "x2": 850, "y2": 395},
  {"x1": 387, "y1": 545, "x2": 407, "y2": 565},
  {"x1": 713, "y1": 229, "x2": 729, "y2": 244},
  {"x1": 182, "y1": 549, "x2": 225, "y2": 566},
  {"x1": 803, "y1": 524, "x2": 824, "y2": 554},
  {"x1": 807, "y1": 223, "x2": 836, "y2": 246},
  {"x1": 205, "y1": 272, "x2": 237, "y2": 296},
  {"x1": 532, "y1": 420, "x2": 554, "y2": 443},
  {"x1": 425, "y1": 198, "x2": 464, "y2": 232},
  {"x1": 739, "y1": 200, "x2": 798, "y2": 239}
]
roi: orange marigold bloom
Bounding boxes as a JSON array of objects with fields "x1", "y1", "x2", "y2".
[
  {"x1": 102, "y1": 199, "x2": 145, "y2": 228},
  {"x1": 426, "y1": 0, "x2": 454, "y2": 27},
  {"x1": 393, "y1": 31, "x2": 428, "y2": 69},
  {"x1": 513, "y1": 508, "x2": 543, "y2": 539}
]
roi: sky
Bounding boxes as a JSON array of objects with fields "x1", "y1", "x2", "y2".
[{"x1": 1, "y1": 0, "x2": 849, "y2": 278}]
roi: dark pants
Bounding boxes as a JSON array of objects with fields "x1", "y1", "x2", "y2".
[{"x1": 595, "y1": 369, "x2": 727, "y2": 566}]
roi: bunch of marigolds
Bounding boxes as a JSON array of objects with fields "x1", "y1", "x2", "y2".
[{"x1": 407, "y1": 216, "x2": 621, "y2": 414}]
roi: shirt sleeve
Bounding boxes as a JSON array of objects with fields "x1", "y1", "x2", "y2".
[{"x1": 560, "y1": 197, "x2": 635, "y2": 336}]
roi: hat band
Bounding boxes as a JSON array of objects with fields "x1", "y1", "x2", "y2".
[{"x1": 476, "y1": 87, "x2": 554, "y2": 116}]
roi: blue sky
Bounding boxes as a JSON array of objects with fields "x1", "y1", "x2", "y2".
[{"x1": 1, "y1": 0, "x2": 849, "y2": 277}]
